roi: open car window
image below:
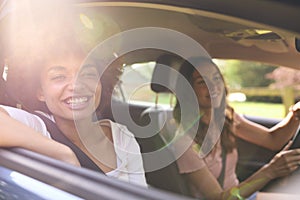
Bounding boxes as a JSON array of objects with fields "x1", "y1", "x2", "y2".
[{"x1": 0, "y1": 148, "x2": 191, "y2": 200}]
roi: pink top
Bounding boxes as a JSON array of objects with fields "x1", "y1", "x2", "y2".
[{"x1": 176, "y1": 139, "x2": 239, "y2": 197}]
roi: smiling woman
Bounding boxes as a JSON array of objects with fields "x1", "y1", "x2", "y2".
[
  {"x1": 172, "y1": 56, "x2": 300, "y2": 199},
  {"x1": 1, "y1": 0, "x2": 147, "y2": 187}
]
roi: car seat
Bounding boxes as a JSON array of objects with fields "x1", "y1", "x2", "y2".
[
  {"x1": 138, "y1": 54, "x2": 191, "y2": 196},
  {"x1": 98, "y1": 53, "x2": 191, "y2": 196}
]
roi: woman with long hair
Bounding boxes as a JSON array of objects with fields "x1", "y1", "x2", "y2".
[{"x1": 173, "y1": 56, "x2": 300, "y2": 199}]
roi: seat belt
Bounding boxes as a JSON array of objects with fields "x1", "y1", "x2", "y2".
[
  {"x1": 35, "y1": 112, "x2": 104, "y2": 174},
  {"x1": 217, "y1": 144, "x2": 227, "y2": 188}
]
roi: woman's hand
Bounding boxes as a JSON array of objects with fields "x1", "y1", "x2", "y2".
[
  {"x1": 290, "y1": 101, "x2": 300, "y2": 120},
  {"x1": 263, "y1": 147, "x2": 300, "y2": 179}
]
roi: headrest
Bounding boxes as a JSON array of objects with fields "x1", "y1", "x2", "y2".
[{"x1": 151, "y1": 54, "x2": 184, "y2": 93}]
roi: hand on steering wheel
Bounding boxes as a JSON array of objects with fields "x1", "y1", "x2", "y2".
[{"x1": 290, "y1": 101, "x2": 300, "y2": 120}]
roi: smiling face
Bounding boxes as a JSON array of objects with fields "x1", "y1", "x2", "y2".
[
  {"x1": 37, "y1": 53, "x2": 101, "y2": 122},
  {"x1": 192, "y1": 62, "x2": 225, "y2": 109}
]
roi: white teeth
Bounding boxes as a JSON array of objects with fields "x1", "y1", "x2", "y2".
[
  {"x1": 210, "y1": 94, "x2": 218, "y2": 98},
  {"x1": 67, "y1": 97, "x2": 88, "y2": 104}
]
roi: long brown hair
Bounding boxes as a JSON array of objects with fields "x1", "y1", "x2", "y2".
[{"x1": 173, "y1": 56, "x2": 236, "y2": 152}]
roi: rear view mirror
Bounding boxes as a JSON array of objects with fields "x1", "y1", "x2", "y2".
[{"x1": 296, "y1": 37, "x2": 300, "y2": 52}]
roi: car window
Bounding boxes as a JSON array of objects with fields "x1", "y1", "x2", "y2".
[
  {"x1": 215, "y1": 59, "x2": 281, "y2": 118},
  {"x1": 215, "y1": 59, "x2": 300, "y2": 119},
  {"x1": 115, "y1": 58, "x2": 299, "y2": 119},
  {"x1": 0, "y1": 166, "x2": 83, "y2": 200},
  {"x1": 114, "y1": 62, "x2": 176, "y2": 108}
]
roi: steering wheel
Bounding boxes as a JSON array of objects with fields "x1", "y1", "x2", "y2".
[{"x1": 288, "y1": 125, "x2": 300, "y2": 149}]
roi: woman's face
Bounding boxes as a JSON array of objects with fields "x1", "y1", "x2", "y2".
[
  {"x1": 191, "y1": 62, "x2": 225, "y2": 109},
  {"x1": 37, "y1": 53, "x2": 102, "y2": 121}
]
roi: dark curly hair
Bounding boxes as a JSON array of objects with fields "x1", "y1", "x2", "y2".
[
  {"x1": 5, "y1": 5, "x2": 122, "y2": 117},
  {"x1": 12, "y1": 41, "x2": 122, "y2": 117}
]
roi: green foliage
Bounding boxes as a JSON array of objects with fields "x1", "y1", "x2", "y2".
[
  {"x1": 229, "y1": 101, "x2": 285, "y2": 119},
  {"x1": 217, "y1": 60, "x2": 277, "y2": 88}
]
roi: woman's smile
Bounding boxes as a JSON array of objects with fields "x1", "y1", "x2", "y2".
[
  {"x1": 208, "y1": 92, "x2": 219, "y2": 99},
  {"x1": 192, "y1": 64, "x2": 225, "y2": 109},
  {"x1": 63, "y1": 95, "x2": 93, "y2": 110},
  {"x1": 38, "y1": 54, "x2": 102, "y2": 121}
]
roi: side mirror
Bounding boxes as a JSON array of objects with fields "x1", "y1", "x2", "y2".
[{"x1": 296, "y1": 38, "x2": 300, "y2": 52}]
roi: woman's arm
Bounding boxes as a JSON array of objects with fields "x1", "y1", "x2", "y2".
[
  {"x1": 186, "y1": 166, "x2": 223, "y2": 199},
  {"x1": 234, "y1": 102, "x2": 300, "y2": 151},
  {"x1": 187, "y1": 147, "x2": 300, "y2": 200},
  {"x1": 224, "y1": 146, "x2": 300, "y2": 200},
  {"x1": 0, "y1": 108, "x2": 80, "y2": 166}
]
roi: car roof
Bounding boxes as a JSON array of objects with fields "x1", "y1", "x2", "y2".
[
  {"x1": 1, "y1": 0, "x2": 300, "y2": 70},
  {"x1": 69, "y1": 0, "x2": 300, "y2": 70}
]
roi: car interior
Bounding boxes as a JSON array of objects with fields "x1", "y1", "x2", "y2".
[
  {"x1": 1, "y1": 0, "x2": 300, "y2": 199},
  {"x1": 90, "y1": 2, "x2": 300, "y2": 194}
]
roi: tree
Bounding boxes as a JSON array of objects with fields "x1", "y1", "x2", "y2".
[
  {"x1": 266, "y1": 67, "x2": 300, "y2": 89},
  {"x1": 217, "y1": 59, "x2": 277, "y2": 89}
]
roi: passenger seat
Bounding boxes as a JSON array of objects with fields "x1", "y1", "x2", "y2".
[{"x1": 138, "y1": 54, "x2": 190, "y2": 196}]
